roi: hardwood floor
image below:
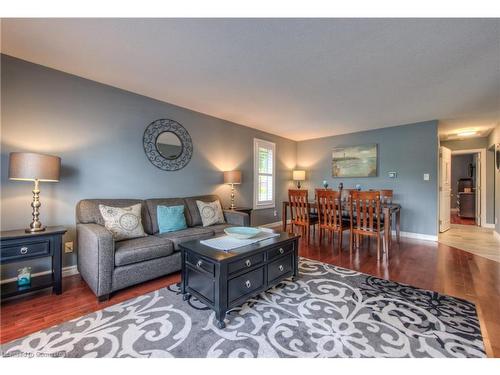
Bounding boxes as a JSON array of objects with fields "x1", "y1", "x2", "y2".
[
  {"x1": 451, "y1": 211, "x2": 476, "y2": 225},
  {"x1": 1, "y1": 230, "x2": 499, "y2": 357}
]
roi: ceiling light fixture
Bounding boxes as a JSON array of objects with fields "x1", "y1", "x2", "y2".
[{"x1": 456, "y1": 130, "x2": 477, "y2": 137}]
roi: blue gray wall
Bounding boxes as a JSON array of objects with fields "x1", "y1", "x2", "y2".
[
  {"x1": 1, "y1": 55, "x2": 297, "y2": 277},
  {"x1": 297, "y1": 121, "x2": 439, "y2": 236}
]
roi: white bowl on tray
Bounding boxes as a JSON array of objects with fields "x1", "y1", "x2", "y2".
[{"x1": 224, "y1": 226, "x2": 261, "y2": 239}]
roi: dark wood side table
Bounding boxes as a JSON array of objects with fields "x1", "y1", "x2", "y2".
[
  {"x1": 0, "y1": 226, "x2": 67, "y2": 299},
  {"x1": 226, "y1": 207, "x2": 253, "y2": 225}
]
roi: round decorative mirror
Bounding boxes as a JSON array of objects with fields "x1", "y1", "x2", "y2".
[
  {"x1": 143, "y1": 119, "x2": 193, "y2": 171},
  {"x1": 156, "y1": 131, "x2": 182, "y2": 160}
]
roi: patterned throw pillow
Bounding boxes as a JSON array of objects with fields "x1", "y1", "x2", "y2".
[
  {"x1": 196, "y1": 200, "x2": 225, "y2": 227},
  {"x1": 98, "y1": 203, "x2": 146, "y2": 241}
]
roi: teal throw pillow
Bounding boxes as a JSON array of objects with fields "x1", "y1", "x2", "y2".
[{"x1": 157, "y1": 205, "x2": 187, "y2": 234}]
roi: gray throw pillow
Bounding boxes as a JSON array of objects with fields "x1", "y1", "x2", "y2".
[
  {"x1": 98, "y1": 203, "x2": 146, "y2": 241},
  {"x1": 196, "y1": 200, "x2": 225, "y2": 227}
]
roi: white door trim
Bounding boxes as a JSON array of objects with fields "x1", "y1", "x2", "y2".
[{"x1": 451, "y1": 148, "x2": 487, "y2": 227}]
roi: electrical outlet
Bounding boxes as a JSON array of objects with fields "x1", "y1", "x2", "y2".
[
  {"x1": 64, "y1": 241, "x2": 74, "y2": 253},
  {"x1": 423, "y1": 173, "x2": 430, "y2": 181},
  {"x1": 273, "y1": 210, "x2": 277, "y2": 217}
]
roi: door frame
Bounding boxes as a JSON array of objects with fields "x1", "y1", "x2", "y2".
[{"x1": 451, "y1": 148, "x2": 487, "y2": 227}]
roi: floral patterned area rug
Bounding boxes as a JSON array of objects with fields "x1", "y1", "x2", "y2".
[{"x1": 1, "y1": 258, "x2": 485, "y2": 358}]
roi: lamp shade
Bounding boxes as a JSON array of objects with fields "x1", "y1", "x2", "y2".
[
  {"x1": 9, "y1": 152, "x2": 61, "y2": 182},
  {"x1": 292, "y1": 170, "x2": 306, "y2": 181},
  {"x1": 224, "y1": 170, "x2": 241, "y2": 184}
]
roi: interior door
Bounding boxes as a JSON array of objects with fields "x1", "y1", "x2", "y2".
[
  {"x1": 475, "y1": 152, "x2": 481, "y2": 225},
  {"x1": 439, "y1": 146, "x2": 452, "y2": 232}
]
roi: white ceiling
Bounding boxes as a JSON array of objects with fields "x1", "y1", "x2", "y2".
[{"x1": 1, "y1": 18, "x2": 499, "y2": 141}]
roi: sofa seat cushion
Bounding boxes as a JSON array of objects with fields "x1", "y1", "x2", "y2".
[
  {"x1": 157, "y1": 226, "x2": 215, "y2": 250},
  {"x1": 115, "y1": 236, "x2": 174, "y2": 267},
  {"x1": 207, "y1": 223, "x2": 234, "y2": 235}
]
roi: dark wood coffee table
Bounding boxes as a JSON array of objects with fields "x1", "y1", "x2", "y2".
[{"x1": 179, "y1": 231, "x2": 300, "y2": 328}]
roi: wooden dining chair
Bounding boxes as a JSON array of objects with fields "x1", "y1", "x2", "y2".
[
  {"x1": 288, "y1": 189, "x2": 318, "y2": 244},
  {"x1": 348, "y1": 190, "x2": 387, "y2": 259},
  {"x1": 316, "y1": 189, "x2": 349, "y2": 252}
]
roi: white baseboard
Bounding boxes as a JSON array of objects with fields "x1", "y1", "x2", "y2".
[
  {"x1": 391, "y1": 230, "x2": 438, "y2": 242},
  {"x1": 0, "y1": 265, "x2": 79, "y2": 285},
  {"x1": 483, "y1": 223, "x2": 496, "y2": 229}
]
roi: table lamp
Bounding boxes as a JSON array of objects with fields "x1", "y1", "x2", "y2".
[
  {"x1": 292, "y1": 170, "x2": 306, "y2": 189},
  {"x1": 9, "y1": 152, "x2": 61, "y2": 233},
  {"x1": 224, "y1": 170, "x2": 241, "y2": 210}
]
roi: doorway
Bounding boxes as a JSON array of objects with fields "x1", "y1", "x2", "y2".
[
  {"x1": 450, "y1": 153, "x2": 477, "y2": 225},
  {"x1": 439, "y1": 147, "x2": 487, "y2": 232}
]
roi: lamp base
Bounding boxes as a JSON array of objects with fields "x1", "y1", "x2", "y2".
[{"x1": 25, "y1": 226, "x2": 46, "y2": 233}]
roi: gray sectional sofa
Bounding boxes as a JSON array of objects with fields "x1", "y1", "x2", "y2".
[{"x1": 76, "y1": 194, "x2": 249, "y2": 301}]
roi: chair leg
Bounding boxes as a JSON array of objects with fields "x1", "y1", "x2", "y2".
[
  {"x1": 319, "y1": 228, "x2": 323, "y2": 244},
  {"x1": 377, "y1": 234, "x2": 381, "y2": 260},
  {"x1": 383, "y1": 231, "x2": 388, "y2": 257},
  {"x1": 338, "y1": 230, "x2": 343, "y2": 252},
  {"x1": 349, "y1": 231, "x2": 353, "y2": 254}
]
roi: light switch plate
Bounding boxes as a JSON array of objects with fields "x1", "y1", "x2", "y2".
[{"x1": 423, "y1": 173, "x2": 430, "y2": 181}]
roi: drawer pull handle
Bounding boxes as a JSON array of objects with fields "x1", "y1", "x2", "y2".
[
  {"x1": 279, "y1": 248, "x2": 284, "y2": 254},
  {"x1": 245, "y1": 259, "x2": 252, "y2": 267},
  {"x1": 245, "y1": 280, "x2": 252, "y2": 289},
  {"x1": 20, "y1": 247, "x2": 28, "y2": 255},
  {"x1": 279, "y1": 265, "x2": 284, "y2": 272},
  {"x1": 196, "y1": 260, "x2": 203, "y2": 268}
]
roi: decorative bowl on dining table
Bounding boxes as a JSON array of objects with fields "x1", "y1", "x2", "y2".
[{"x1": 224, "y1": 226, "x2": 261, "y2": 239}]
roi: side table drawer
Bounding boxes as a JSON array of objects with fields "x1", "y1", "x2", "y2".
[
  {"x1": 1, "y1": 240, "x2": 50, "y2": 262},
  {"x1": 267, "y1": 253, "x2": 293, "y2": 283},
  {"x1": 228, "y1": 266, "x2": 265, "y2": 304}
]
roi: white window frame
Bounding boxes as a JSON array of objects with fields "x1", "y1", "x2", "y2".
[{"x1": 253, "y1": 138, "x2": 276, "y2": 210}]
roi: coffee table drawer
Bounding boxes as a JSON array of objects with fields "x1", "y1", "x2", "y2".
[
  {"x1": 228, "y1": 252, "x2": 265, "y2": 275},
  {"x1": 267, "y1": 253, "x2": 293, "y2": 283},
  {"x1": 1, "y1": 240, "x2": 50, "y2": 262},
  {"x1": 187, "y1": 253, "x2": 215, "y2": 275},
  {"x1": 228, "y1": 266, "x2": 265, "y2": 303},
  {"x1": 267, "y1": 242, "x2": 293, "y2": 261}
]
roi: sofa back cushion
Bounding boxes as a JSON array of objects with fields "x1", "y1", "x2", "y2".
[
  {"x1": 76, "y1": 199, "x2": 153, "y2": 234},
  {"x1": 184, "y1": 195, "x2": 222, "y2": 227},
  {"x1": 145, "y1": 198, "x2": 186, "y2": 234}
]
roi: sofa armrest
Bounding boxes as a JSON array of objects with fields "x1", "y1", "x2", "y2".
[
  {"x1": 223, "y1": 210, "x2": 250, "y2": 226},
  {"x1": 76, "y1": 223, "x2": 114, "y2": 298}
]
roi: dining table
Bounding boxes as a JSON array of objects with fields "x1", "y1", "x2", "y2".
[{"x1": 281, "y1": 200, "x2": 402, "y2": 249}]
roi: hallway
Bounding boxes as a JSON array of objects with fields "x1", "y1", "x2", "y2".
[{"x1": 439, "y1": 224, "x2": 500, "y2": 263}]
